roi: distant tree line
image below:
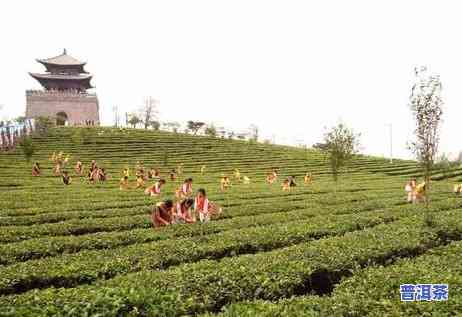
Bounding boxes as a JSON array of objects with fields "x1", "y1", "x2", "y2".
[{"x1": 120, "y1": 98, "x2": 261, "y2": 141}]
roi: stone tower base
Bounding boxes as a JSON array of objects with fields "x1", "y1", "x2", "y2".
[{"x1": 26, "y1": 90, "x2": 100, "y2": 126}]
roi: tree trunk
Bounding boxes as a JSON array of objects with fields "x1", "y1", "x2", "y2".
[{"x1": 425, "y1": 166, "x2": 431, "y2": 208}]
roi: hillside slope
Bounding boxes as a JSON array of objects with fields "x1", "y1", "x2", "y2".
[{"x1": 0, "y1": 127, "x2": 460, "y2": 316}]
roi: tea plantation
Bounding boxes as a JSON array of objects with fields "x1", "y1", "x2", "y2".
[{"x1": 0, "y1": 127, "x2": 460, "y2": 316}]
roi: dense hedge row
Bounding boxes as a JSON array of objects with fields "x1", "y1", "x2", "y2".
[
  {"x1": 213, "y1": 236, "x2": 462, "y2": 316},
  {"x1": 1, "y1": 210, "x2": 461, "y2": 316},
  {"x1": 0, "y1": 209, "x2": 398, "y2": 296},
  {"x1": 0, "y1": 196, "x2": 406, "y2": 265}
]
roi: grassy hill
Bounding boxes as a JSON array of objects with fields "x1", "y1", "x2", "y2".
[{"x1": 0, "y1": 127, "x2": 461, "y2": 316}]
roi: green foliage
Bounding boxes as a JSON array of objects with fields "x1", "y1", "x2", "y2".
[
  {"x1": 2, "y1": 211, "x2": 462, "y2": 315},
  {"x1": 0, "y1": 196, "x2": 397, "y2": 264},
  {"x1": 205, "y1": 124, "x2": 217, "y2": 137},
  {"x1": 18, "y1": 136, "x2": 35, "y2": 161},
  {"x1": 162, "y1": 149, "x2": 169, "y2": 167},
  {"x1": 323, "y1": 123, "x2": 360, "y2": 181},
  {"x1": 215, "y1": 240, "x2": 462, "y2": 316},
  {"x1": 150, "y1": 120, "x2": 161, "y2": 130},
  {"x1": 14, "y1": 116, "x2": 26, "y2": 124},
  {"x1": 0, "y1": 209, "x2": 397, "y2": 295},
  {"x1": 70, "y1": 128, "x2": 92, "y2": 145},
  {"x1": 1, "y1": 127, "x2": 461, "y2": 316},
  {"x1": 423, "y1": 211, "x2": 437, "y2": 228},
  {"x1": 34, "y1": 116, "x2": 54, "y2": 136}
]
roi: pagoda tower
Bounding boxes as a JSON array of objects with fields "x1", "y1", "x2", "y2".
[{"x1": 26, "y1": 49, "x2": 100, "y2": 126}]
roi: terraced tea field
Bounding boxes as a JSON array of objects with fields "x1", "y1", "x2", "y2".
[{"x1": 0, "y1": 127, "x2": 461, "y2": 316}]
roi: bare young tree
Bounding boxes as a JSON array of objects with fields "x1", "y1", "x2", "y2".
[
  {"x1": 112, "y1": 106, "x2": 120, "y2": 128},
  {"x1": 323, "y1": 123, "x2": 361, "y2": 182},
  {"x1": 140, "y1": 97, "x2": 159, "y2": 129},
  {"x1": 216, "y1": 126, "x2": 226, "y2": 138},
  {"x1": 248, "y1": 124, "x2": 259, "y2": 142},
  {"x1": 170, "y1": 122, "x2": 180, "y2": 133},
  {"x1": 128, "y1": 113, "x2": 142, "y2": 128},
  {"x1": 227, "y1": 131, "x2": 236, "y2": 139},
  {"x1": 408, "y1": 66, "x2": 444, "y2": 193},
  {"x1": 163, "y1": 122, "x2": 181, "y2": 133}
]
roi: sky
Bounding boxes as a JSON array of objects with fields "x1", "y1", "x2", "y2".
[{"x1": 0, "y1": 0, "x2": 461, "y2": 159}]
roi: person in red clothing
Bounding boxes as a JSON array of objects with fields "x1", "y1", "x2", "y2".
[
  {"x1": 32, "y1": 162, "x2": 41, "y2": 176},
  {"x1": 175, "y1": 198, "x2": 196, "y2": 224},
  {"x1": 152, "y1": 200, "x2": 174, "y2": 228}
]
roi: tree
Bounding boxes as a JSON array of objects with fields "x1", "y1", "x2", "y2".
[
  {"x1": 408, "y1": 66, "x2": 444, "y2": 195},
  {"x1": 457, "y1": 151, "x2": 462, "y2": 163},
  {"x1": 323, "y1": 123, "x2": 360, "y2": 182},
  {"x1": 112, "y1": 106, "x2": 120, "y2": 127},
  {"x1": 35, "y1": 116, "x2": 54, "y2": 136},
  {"x1": 312, "y1": 142, "x2": 329, "y2": 151},
  {"x1": 217, "y1": 127, "x2": 226, "y2": 138},
  {"x1": 18, "y1": 136, "x2": 35, "y2": 161},
  {"x1": 227, "y1": 131, "x2": 236, "y2": 139},
  {"x1": 128, "y1": 113, "x2": 142, "y2": 128},
  {"x1": 187, "y1": 121, "x2": 205, "y2": 135},
  {"x1": 150, "y1": 120, "x2": 161, "y2": 131},
  {"x1": 163, "y1": 122, "x2": 180, "y2": 133},
  {"x1": 171, "y1": 122, "x2": 180, "y2": 133},
  {"x1": 140, "y1": 97, "x2": 159, "y2": 129},
  {"x1": 248, "y1": 124, "x2": 259, "y2": 142},
  {"x1": 204, "y1": 124, "x2": 217, "y2": 137},
  {"x1": 15, "y1": 116, "x2": 26, "y2": 124},
  {"x1": 236, "y1": 133, "x2": 247, "y2": 140}
]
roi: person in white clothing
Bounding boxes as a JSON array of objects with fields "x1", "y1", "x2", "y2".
[
  {"x1": 404, "y1": 178, "x2": 416, "y2": 203},
  {"x1": 194, "y1": 188, "x2": 222, "y2": 223},
  {"x1": 175, "y1": 178, "x2": 193, "y2": 199},
  {"x1": 145, "y1": 179, "x2": 166, "y2": 196}
]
